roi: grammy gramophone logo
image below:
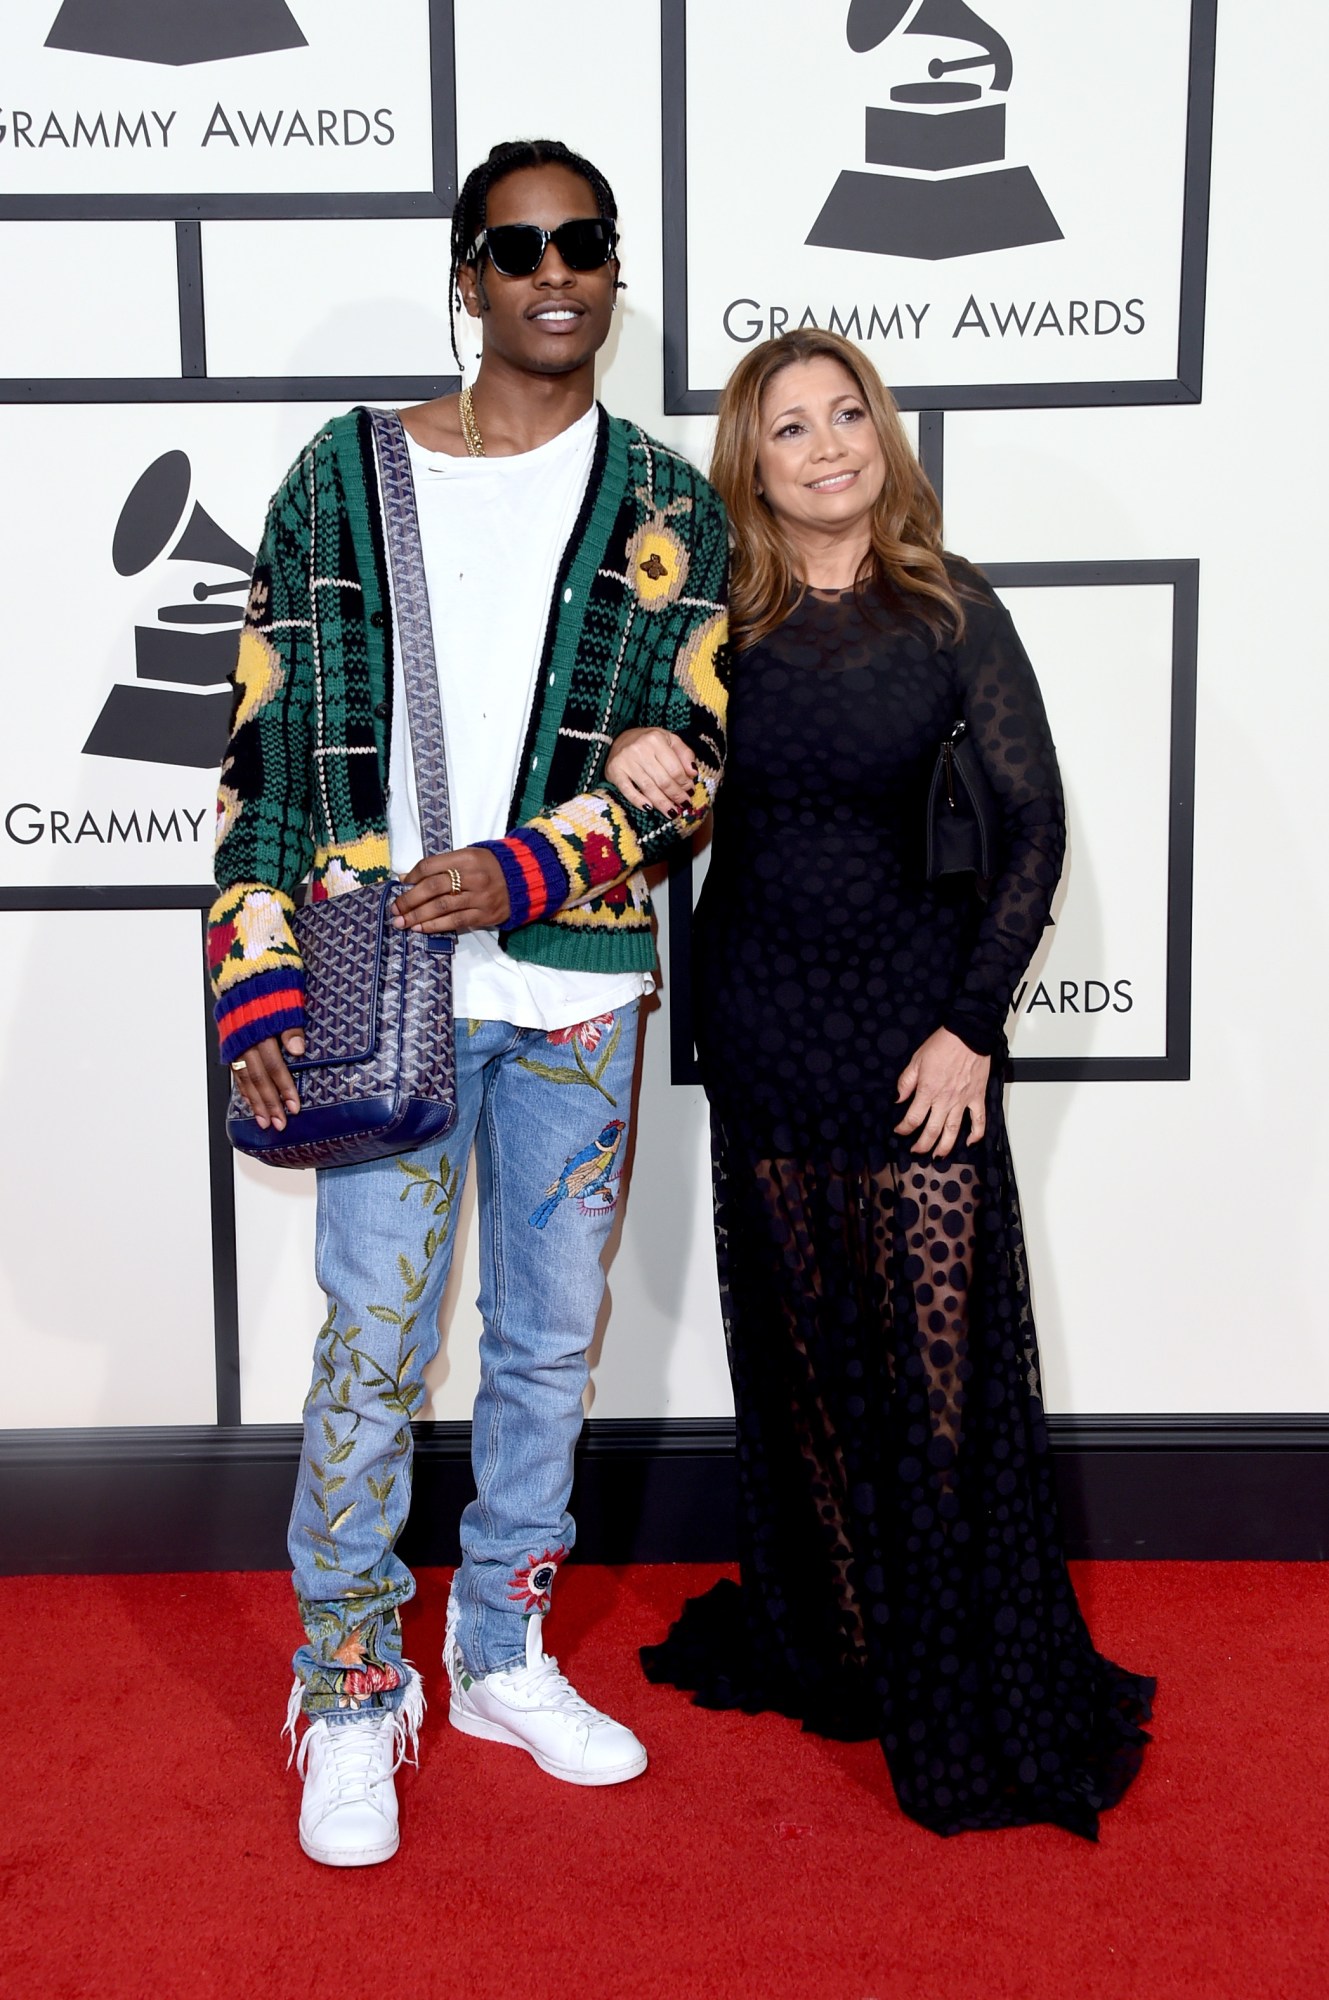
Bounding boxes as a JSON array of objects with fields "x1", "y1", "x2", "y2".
[
  {"x1": 809, "y1": 0, "x2": 1062, "y2": 260},
  {"x1": 83, "y1": 454, "x2": 251, "y2": 772},
  {"x1": 45, "y1": 0, "x2": 306, "y2": 68}
]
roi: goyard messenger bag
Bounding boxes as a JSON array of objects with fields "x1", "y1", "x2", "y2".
[{"x1": 225, "y1": 408, "x2": 458, "y2": 1169}]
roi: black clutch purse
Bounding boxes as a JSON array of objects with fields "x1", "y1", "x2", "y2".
[{"x1": 925, "y1": 720, "x2": 1001, "y2": 884}]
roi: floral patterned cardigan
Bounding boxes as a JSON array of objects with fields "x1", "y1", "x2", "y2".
[{"x1": 209, "y1": 405, "x2": 730, "y2": 1065}]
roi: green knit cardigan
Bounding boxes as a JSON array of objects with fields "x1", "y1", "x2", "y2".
[{"x1": 210, "y1": 406, "x2": 729, "y2": 1063}]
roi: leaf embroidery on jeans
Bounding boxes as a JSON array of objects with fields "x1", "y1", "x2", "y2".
[
  {"x1": 298, "y1": 1153, "x2": 459, "y2": 1579},
  {"x1": 517, "y1": 1012, "x2": 623, "y2": 1105}
]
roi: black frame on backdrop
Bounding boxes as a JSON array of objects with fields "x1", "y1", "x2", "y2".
[
  {"x1": 0, "y1": 0, "x2": 460, "y2": 404},
  {"x1": 660, "y1": 0, "x2": 1218, "y2": 415}
]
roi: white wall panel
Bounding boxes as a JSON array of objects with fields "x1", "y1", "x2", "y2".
[
  {"x1": 996, "y1": 581, "x2": 1174, "y2": 1063},
  {"x1": 0, "y1": 222, "x2": 181, "y2": 379},
  {"x1": 0, "y1": 2, "x2": 435, "y2": 201},
  {"x1": 0, "y1": 908, "x2": 216, "y2": 1426},
  {"x1": 233, "y1": 1157, "x2": 319, "y2": 1426},
  {"x1": 679, "y1": 0, "x2": 1194, "y2": 399},
  {"x1": 1009, "y1": 1072, "x2": 1329, "y2": 1416},
  {"x1": 202, "y1": 220, "x2": 455, "y2": 379}
]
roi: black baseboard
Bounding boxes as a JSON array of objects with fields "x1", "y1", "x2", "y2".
[
  {"x1": 0, "y1": 1417, "x2": 1326, "y2": 1574},
  {"x1": 1043, "y1": 1416, "x2": 1329, "y2": 1560}
]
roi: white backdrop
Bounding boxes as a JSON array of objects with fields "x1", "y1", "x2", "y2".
[
  {"x1": 680, "y1": 0, "x2": 1196, "y2": 398},
  {"x1": 2, "y1": 0, "x2": 1327, "y2": 1431}
]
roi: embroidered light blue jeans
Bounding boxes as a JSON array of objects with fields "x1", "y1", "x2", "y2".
[{"x1": 288, "y1": 1002, "x2": 640, "y2": 1717}]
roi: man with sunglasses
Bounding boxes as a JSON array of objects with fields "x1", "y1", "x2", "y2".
[{"x1": 210, "y1": 138, "x2": 729, "y2": 1865}]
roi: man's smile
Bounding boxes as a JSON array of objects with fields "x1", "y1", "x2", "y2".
[{"x1": 528, "y1": 303, "x2": 586, "y2": 326}]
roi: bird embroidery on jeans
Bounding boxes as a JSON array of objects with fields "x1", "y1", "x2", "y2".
[{"x1": 528, "y1": 1119, "x2": 626, "y2": 1230}]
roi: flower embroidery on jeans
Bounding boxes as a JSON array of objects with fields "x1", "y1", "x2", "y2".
[
  {"x1": 339, "y1": 1664, "x2": 401, "y2": 1706},
  {"x1": 548, "y1": 1013, "x2": 614, "y2": 1053},
  {"x1": 508, "y1": 1547, "x2": 568, "y2": 1615},
  {"x1": 297, "y1": 1605, "x2": 406, "y2": 1715}
]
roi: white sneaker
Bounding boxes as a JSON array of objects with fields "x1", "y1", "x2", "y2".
[
  {"x1": 291, "y1": 1674, "x2": 423, "y2": 1867},
  {"x1": 446, "y1": 1603, "x2": 647, "y2": 1787}
]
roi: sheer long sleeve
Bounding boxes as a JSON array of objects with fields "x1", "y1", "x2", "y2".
[{"x1": 941, "y1": 594, "x2": 1065, "y2": 1056}]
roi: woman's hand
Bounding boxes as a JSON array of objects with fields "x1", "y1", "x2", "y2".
[
  {"x1": 894, "y1": 1027, "x2": 991, "y2": 1159},
  {"x1": 393, "y1": 847, "x2": 511, "y2": 933},
  {"x1": 231, "y1": 1027, "x2": 305, "y2": 1131},
  {"x1": 605, "y1": 727, "x2": 697, "y2": 815}
]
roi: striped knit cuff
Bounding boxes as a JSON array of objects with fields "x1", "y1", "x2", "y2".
[
  {"x1": 474, "y1": 831, "x2": 569, "y2": 932},
  {"x1": 215, "y1": 968, "x2": 307, "y2": 1066}
]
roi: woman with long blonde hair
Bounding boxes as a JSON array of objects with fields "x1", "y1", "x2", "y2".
[{"x1": 609, "y1": 330, "x2": 1153, "y2": 1839}]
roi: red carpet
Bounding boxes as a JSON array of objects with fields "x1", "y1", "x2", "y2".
[{"x1": 1, "y1": 1562, "x2": 1325, "y2": 1999}]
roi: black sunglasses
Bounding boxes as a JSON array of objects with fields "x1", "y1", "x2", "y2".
[{"x1": 466, "y1": 217, "x2": 618, "y2": 279}]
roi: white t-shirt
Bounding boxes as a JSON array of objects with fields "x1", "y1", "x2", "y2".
[{"x1": 385, "y1": 406, "x2": 649, "y2": 1029}]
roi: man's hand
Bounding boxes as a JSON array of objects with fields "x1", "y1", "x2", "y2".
[
  {"x1": 393, "y1": 847, "x2": 511, "y2": 934},
  {"x1": 894, "y1": 1027, "x2": 991, "y2": 1160},
  {"x1": 231, "y1": 1027, "x2": 306, "y2": 1132}
]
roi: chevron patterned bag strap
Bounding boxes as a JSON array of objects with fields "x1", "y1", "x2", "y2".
[{"x1": 368, "y1": 406, "x2": 454, "y2": 859}]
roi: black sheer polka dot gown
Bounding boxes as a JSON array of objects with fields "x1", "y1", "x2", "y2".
[{"x1": 641, "y1": 573, "x2": 1154, "y2": 1839}]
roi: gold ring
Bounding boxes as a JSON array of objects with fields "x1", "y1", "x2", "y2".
[
  {"x1": 230, "y1": 1058, "x2": 248, "y2": 1072},
  {"x1": 448, "y1": 868, "x2": 462, "y2": 896}
]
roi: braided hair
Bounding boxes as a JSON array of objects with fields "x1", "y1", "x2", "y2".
[{"x1": 448, "y1": 138, "x2": 620, "y2": 370}]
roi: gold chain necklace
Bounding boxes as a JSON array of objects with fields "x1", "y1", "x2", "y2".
[{"x1": 459, "y1": 382, "x2": 485, "y2": 458}]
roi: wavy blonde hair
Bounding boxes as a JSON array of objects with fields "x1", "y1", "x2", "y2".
[{"x1": 710, "y1": 328, "x2": 966, "y2": 651}]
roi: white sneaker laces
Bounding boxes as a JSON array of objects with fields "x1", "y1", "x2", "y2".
[
  {"x1": 499, "y1": 1651, "x2": 603, "y2": 1724},
  {"x1": 286, "y1": 1664, "x2": 425, "y2": 1773},
  {"x1": 297, "y1": 1709, "x2": 408, "y2": 1798}
]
